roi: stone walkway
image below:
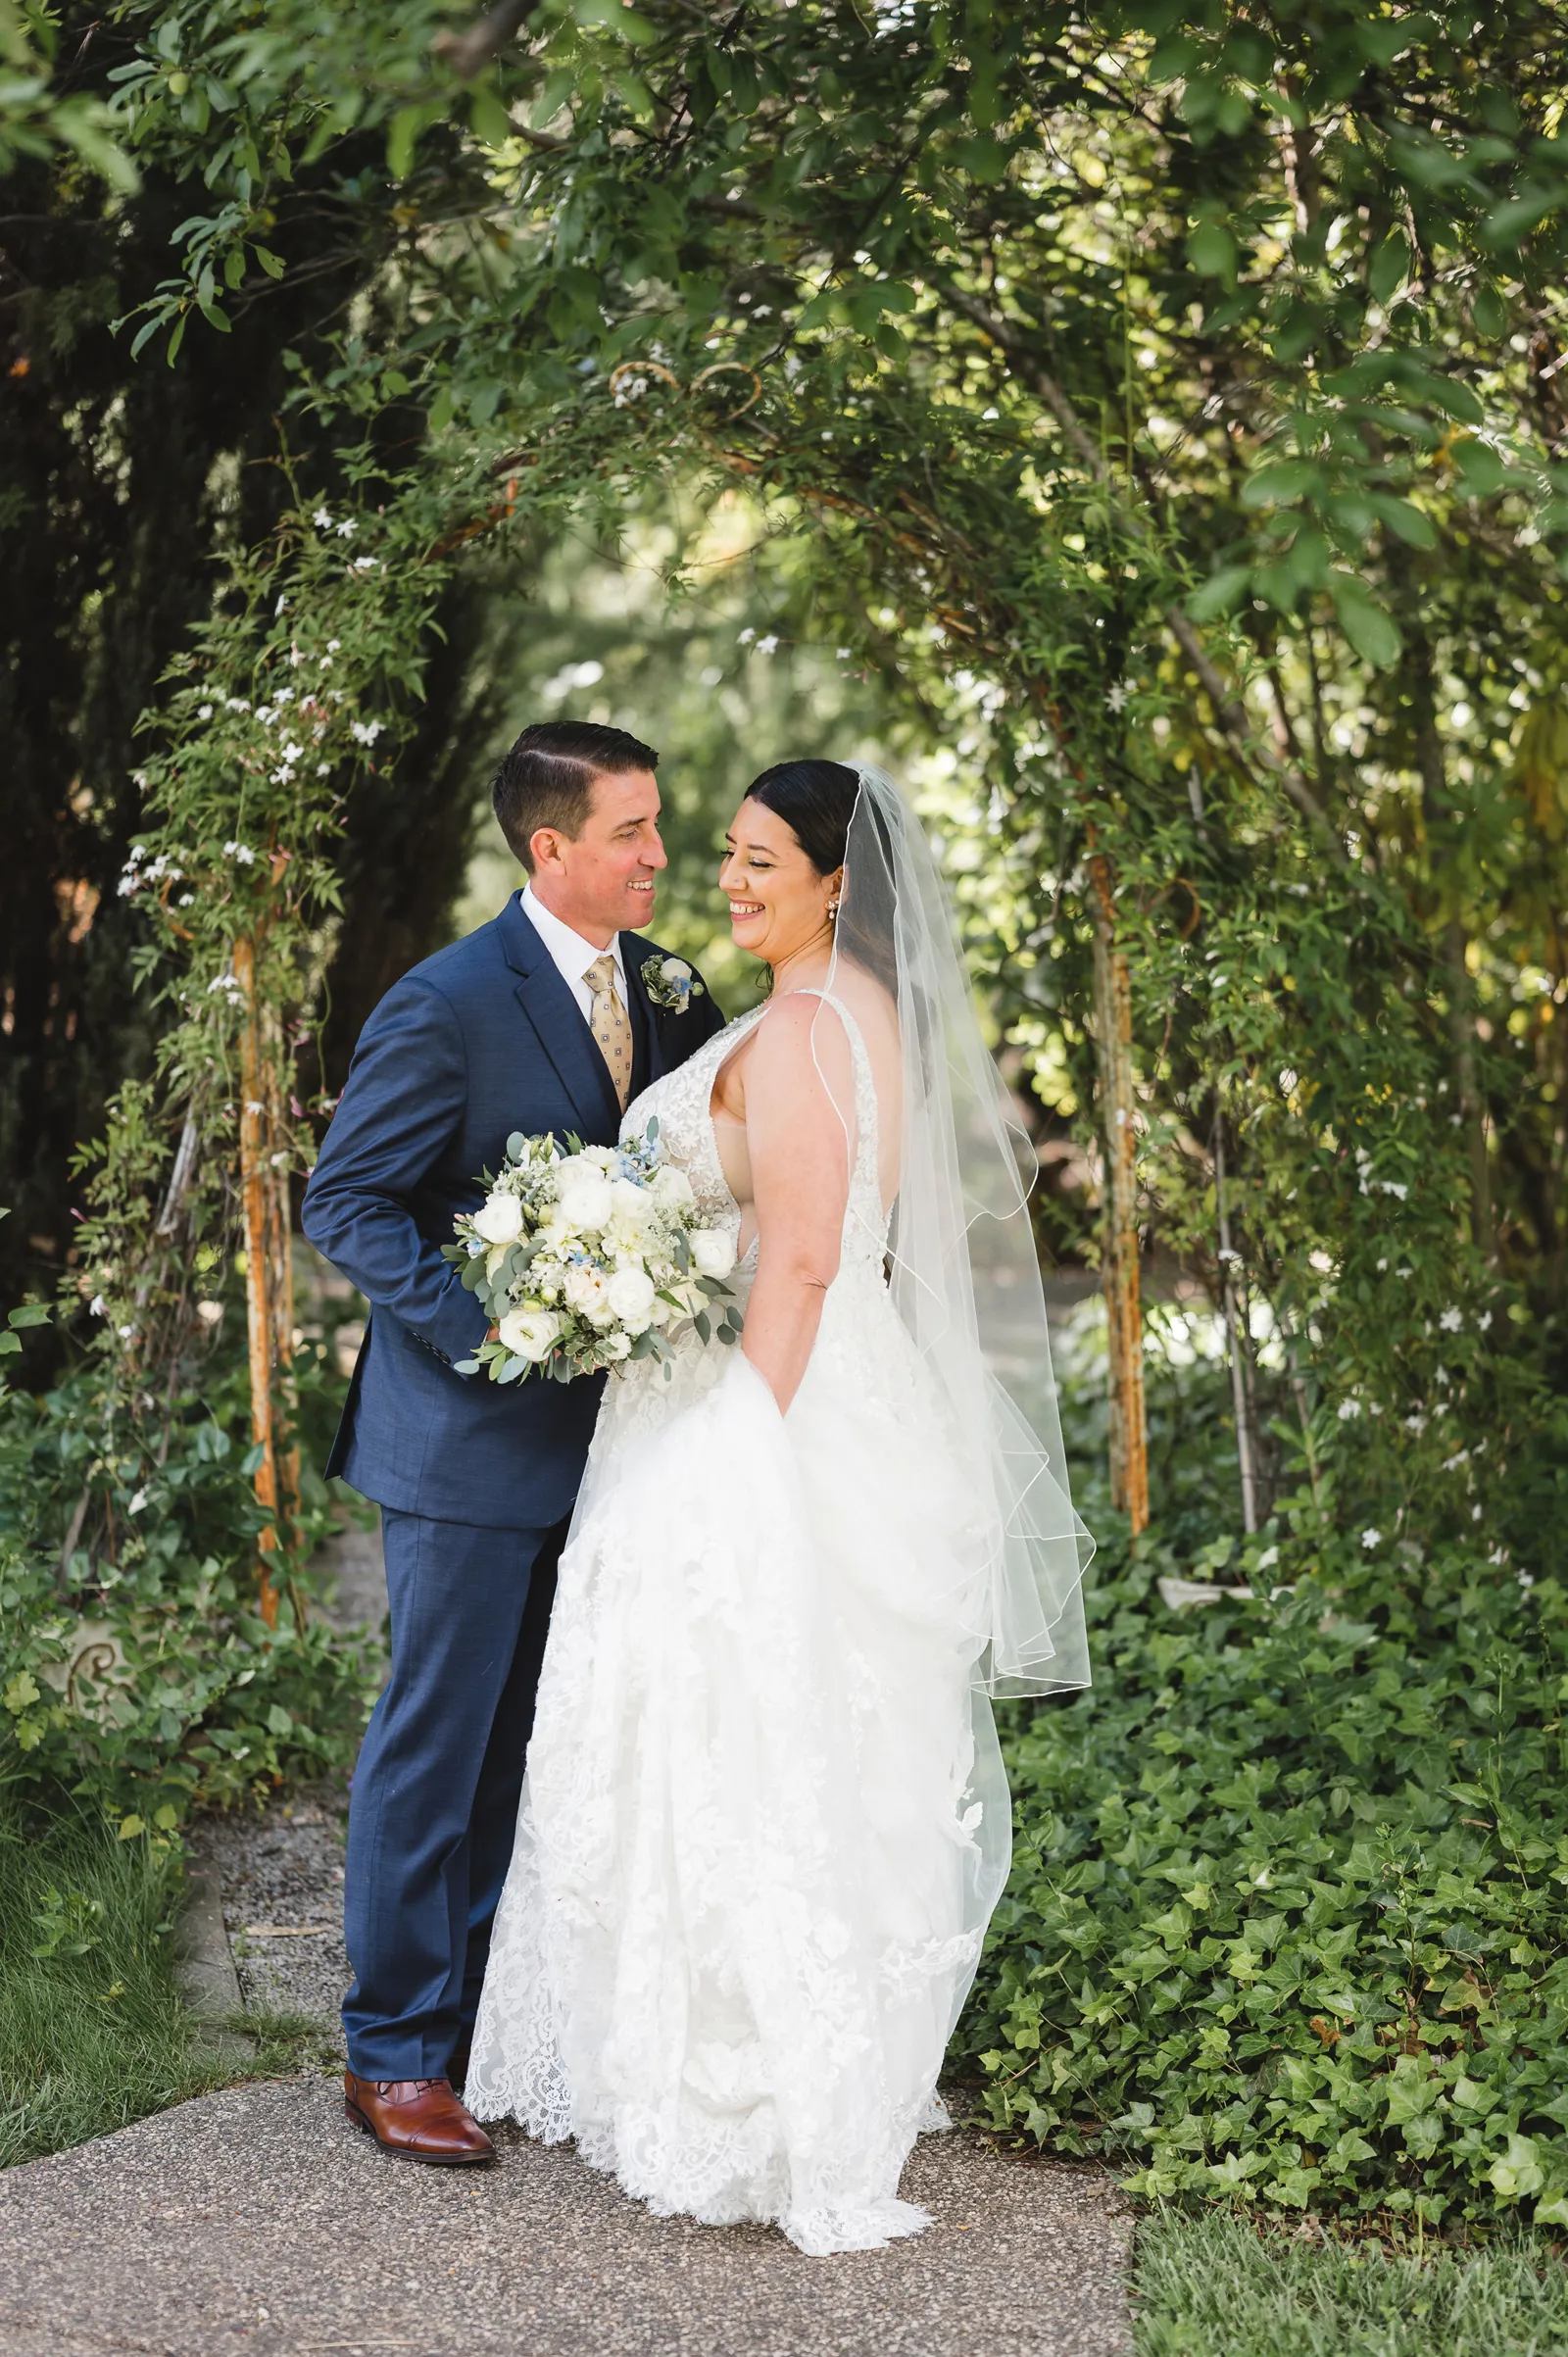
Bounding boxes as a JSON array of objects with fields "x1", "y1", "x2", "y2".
[
  {"x1": 0, "y1": 2079, "x2": 1132, "y2": 2356},
  {"x1": 1, "y1": 1512, "x2": 1134, "y2": 2356}
]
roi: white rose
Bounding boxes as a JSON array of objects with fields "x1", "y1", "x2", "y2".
[
  {"x1": 651, "y1": 1163, "x2": 695, "y2": 1211},
  {"x1": 472, "y1": 1190, "x2": 524, "y2": 1245},
  {"x1": 606, "y1": 1265, "x2": 657, "y2": 1330},
  {"x1": 690, "y1": 1227, "x2": 736, "y2": 1281},
  {"x1": 552, "y1": 1159, "x2": 614, "y2": 1233},
  {"x1": 497, "y1": 1306, "x2": 562, "y2": 1361},
  {"x1": 564, "y1": 1264, "x2": 613, "y2": 1326}
]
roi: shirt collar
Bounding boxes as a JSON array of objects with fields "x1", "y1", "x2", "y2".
[{"x1": 520, "y1": 884, "x2": 625, "y2": 989}]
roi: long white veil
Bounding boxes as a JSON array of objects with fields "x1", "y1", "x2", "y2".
[{"x1": 819, "y1": 764, "x2": 1093, "y2": 1698}]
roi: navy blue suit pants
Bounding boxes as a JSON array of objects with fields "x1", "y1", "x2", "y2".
[{"x1": 341, "y1": 1507, "x2": 567, "y2": 2079}]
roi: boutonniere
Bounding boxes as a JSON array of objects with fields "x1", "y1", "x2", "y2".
[{"x1": 641, "y1": 955, "x2": 703, "y2": 1014}]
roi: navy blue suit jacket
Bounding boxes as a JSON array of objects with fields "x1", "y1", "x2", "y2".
[{"x1": 302, "y1": 895, "x2": 726, "y2": 1529}]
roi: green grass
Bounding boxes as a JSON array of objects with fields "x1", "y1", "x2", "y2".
[
  {"x1": 0, "y1": 1798, "x2": 327, "y2": 2166},
  {"x1": 1133, "y1": 2212, "x2": 1568, "y2": 2357}
]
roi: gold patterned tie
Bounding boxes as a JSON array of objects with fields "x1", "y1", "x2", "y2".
[{"x1": 584, "y1": 953, "x2": 633, "y2": 1112}]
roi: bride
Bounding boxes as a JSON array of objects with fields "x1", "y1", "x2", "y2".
[{"x1": 466, "y1": 760, "x2": 1091, "y2": 2256}]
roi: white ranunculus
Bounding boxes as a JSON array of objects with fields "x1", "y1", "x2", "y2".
[
  {"x1": 651, "y1": 1163, "x2": 695, "y2": 1212},
  {"x1": 564, "y1": 1264, "x2": 614, "y2": 1327},
  {"x1": 553, "y1": 1158, "x2": 614, "y2": 1233},
  {"x1": 690, "y1": 1227, "x2": 737, "y2": 1281},
  {"x1": 472, "y1": 1190, "x2": 524, "y2": 1245},
  {"x1": 498, "y1": 1306, "x2": 562, "y2": 1361},
  {"x1": 608, "y1": 1176, "x2": 649, "y2": 1220},
  {"x1": 606, "y1": 1265, "x2": 657, "y2": 1330}
]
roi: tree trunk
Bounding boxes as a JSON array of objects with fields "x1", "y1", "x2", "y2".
[{"x1": 1088, "y1": 855, "x2": 1149, "y2": 1533}]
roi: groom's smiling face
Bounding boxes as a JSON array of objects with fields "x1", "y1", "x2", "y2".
[{"x1": 529, "y1": 766, "x2": 666, "y2": 944}]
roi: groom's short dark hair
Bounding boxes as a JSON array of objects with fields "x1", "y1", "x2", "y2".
[{"x1": 491, "y1": 720, "x2": 660, "y2": 870}]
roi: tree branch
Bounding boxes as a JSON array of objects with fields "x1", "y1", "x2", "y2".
[
  {"x1": 433, "y1": 0, "x2": 539, "y2": 80},
  {"x1": 939, "y1": 281, "x2": 1348, "y2": 860}
]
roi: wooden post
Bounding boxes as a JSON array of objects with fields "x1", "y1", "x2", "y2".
[
  {"x1": 1212, "y1": 1119, "x2": 1259, "y2": 1534},
  {"x1": 233, "y1": 934, "x2": 281, "y2": 1629},
  {"x1": 1088, "y1": 854, "x2": 1149, "y2": 1534}
]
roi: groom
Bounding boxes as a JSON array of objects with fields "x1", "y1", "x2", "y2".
[{"x1": 302, "y1": 719, "x2": 724, "y2": 2165}]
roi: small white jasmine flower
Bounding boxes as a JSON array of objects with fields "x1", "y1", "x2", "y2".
[
  {"x1": 196, "y1": 703, "x2": 213, "y2": 719},
  {"x1": 88, "y1": 1295, "x2": 106, "y2": 1317},
  {"x1": 326, "y1": 639, "x2": 340, "y2": 653},
  {"x1": 1105, "y1": 682, "x2": 1129, "y2": 713},
  {"x1": 1337, "y1": 1399, "x2": 1362, "y2": 1421},
  {"x1": 836, "y1": 647, "x2": 852, "y2": 660},
  {"x1": 1440, "y1": 1306, "x2": 1463, "y2": 1332},
  {"x1": 1472, "y1": 1503, "x2": 1484, "y2": 1520},
  {"x1": 1377, "y1": 1257, "x2": 1389, "y2": 1272},
  {"x1": 1518, "y1": 1568, "x2": 1536, "y2": 1591},
  {"x1": 756, "y1": 634, "x2": 780, "y2": 655},
  {"x1": 335, "y1": 517, "x2": 357, "y2": 538},
  {"x1": 313, "y1": 507, "x2": 332, "y2": 528},
  {"x1": 1361, "y1": 1528, "x2": 1381, "y2": 1549},
  {"x1": 225, "y1": 697, "x2": 251, "y2": 712},
  {"x1": 737, "y1": 627, "x2": 756, "y2": 646},
  {"x1": 1478, "y1": 1309, "x2": 1494, "y2": 1331},
  {"x1": 354, "y1": 556, "x2": 379, "y2": 570}
]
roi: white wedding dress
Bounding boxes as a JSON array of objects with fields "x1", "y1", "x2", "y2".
[{"x1": 466, "y1": 991, "x2": 1013, "y2": 2255}]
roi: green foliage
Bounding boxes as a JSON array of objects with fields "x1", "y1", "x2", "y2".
[
  {"x1": 0, "y1": 1794, "x2": 329, "y2": 2164},
  {"x1": 0, "y1": 1286, "x2": 376, "y2": 1823},
  {"x1": 1132, "y1": 2212, "x2": 1568, "y2": 2356},
  {"x1": 964, "y1": 1494, "x2": 1568, "y2": 2231},
  {"x1": 0, "y1": 2, "x2": 138, "y2": 188}
]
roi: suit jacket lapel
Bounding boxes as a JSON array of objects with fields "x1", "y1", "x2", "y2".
[
  {"x1": 621, "y1": 936, "x2": 665, "y2": 1100},
  {"x1": 496, "y1": 895, "x2": 621, "y2": 1142}
]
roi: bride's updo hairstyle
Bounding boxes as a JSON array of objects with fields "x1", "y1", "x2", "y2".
[{"x1": 744, "y1": 760, "x2": 898, "y2": 993}]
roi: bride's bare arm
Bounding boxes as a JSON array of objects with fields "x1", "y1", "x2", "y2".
[{"x1": 741, "y1": 995, "x2": 854, "y2": 1414}]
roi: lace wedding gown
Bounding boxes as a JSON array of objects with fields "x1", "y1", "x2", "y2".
[{"x1": 466, "y1": 994, "x2": 1011, "y2": 2256}]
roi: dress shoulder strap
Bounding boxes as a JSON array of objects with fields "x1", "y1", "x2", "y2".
[{"x1": 776, "y1": 988, "x2": 880, "y2": 1198}]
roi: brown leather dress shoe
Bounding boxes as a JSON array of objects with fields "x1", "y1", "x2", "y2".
[{"x1": 343, "y1": 2071, "x2": 496, "y2": 2166}]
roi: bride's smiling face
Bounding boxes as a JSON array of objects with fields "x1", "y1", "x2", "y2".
[{"x1": 719, "y1": 800, "x2": 841, "y2": 968}]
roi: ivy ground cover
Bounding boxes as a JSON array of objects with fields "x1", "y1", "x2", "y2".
[{"x1": 964, "y1": 1530, "x2": 1568, "y2": 2234}]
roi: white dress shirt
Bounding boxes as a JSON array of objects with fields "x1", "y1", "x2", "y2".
[{"x1": 519, "y1": 884, "x2": 627, "y2": 1022}]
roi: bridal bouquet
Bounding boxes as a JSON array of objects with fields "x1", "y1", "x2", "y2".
[{"x1": 443, "y1": 1120, "x2": 743, "y2": 1384}]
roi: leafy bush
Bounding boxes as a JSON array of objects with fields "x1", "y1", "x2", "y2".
[
  {"x1": 965, "y1": 1506, "x2": 1568, "y2": 2232},
  {"x1": 962, "y1": 1310, "x2": 1568, "y2": 2234},
  {"x1": 0, "y1": 1301, "x2": 375, "y2": 1827}
]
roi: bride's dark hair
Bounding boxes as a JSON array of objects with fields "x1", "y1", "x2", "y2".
[{"x1": 744, "y1": 760, "x2": 898, "y2": 994}]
